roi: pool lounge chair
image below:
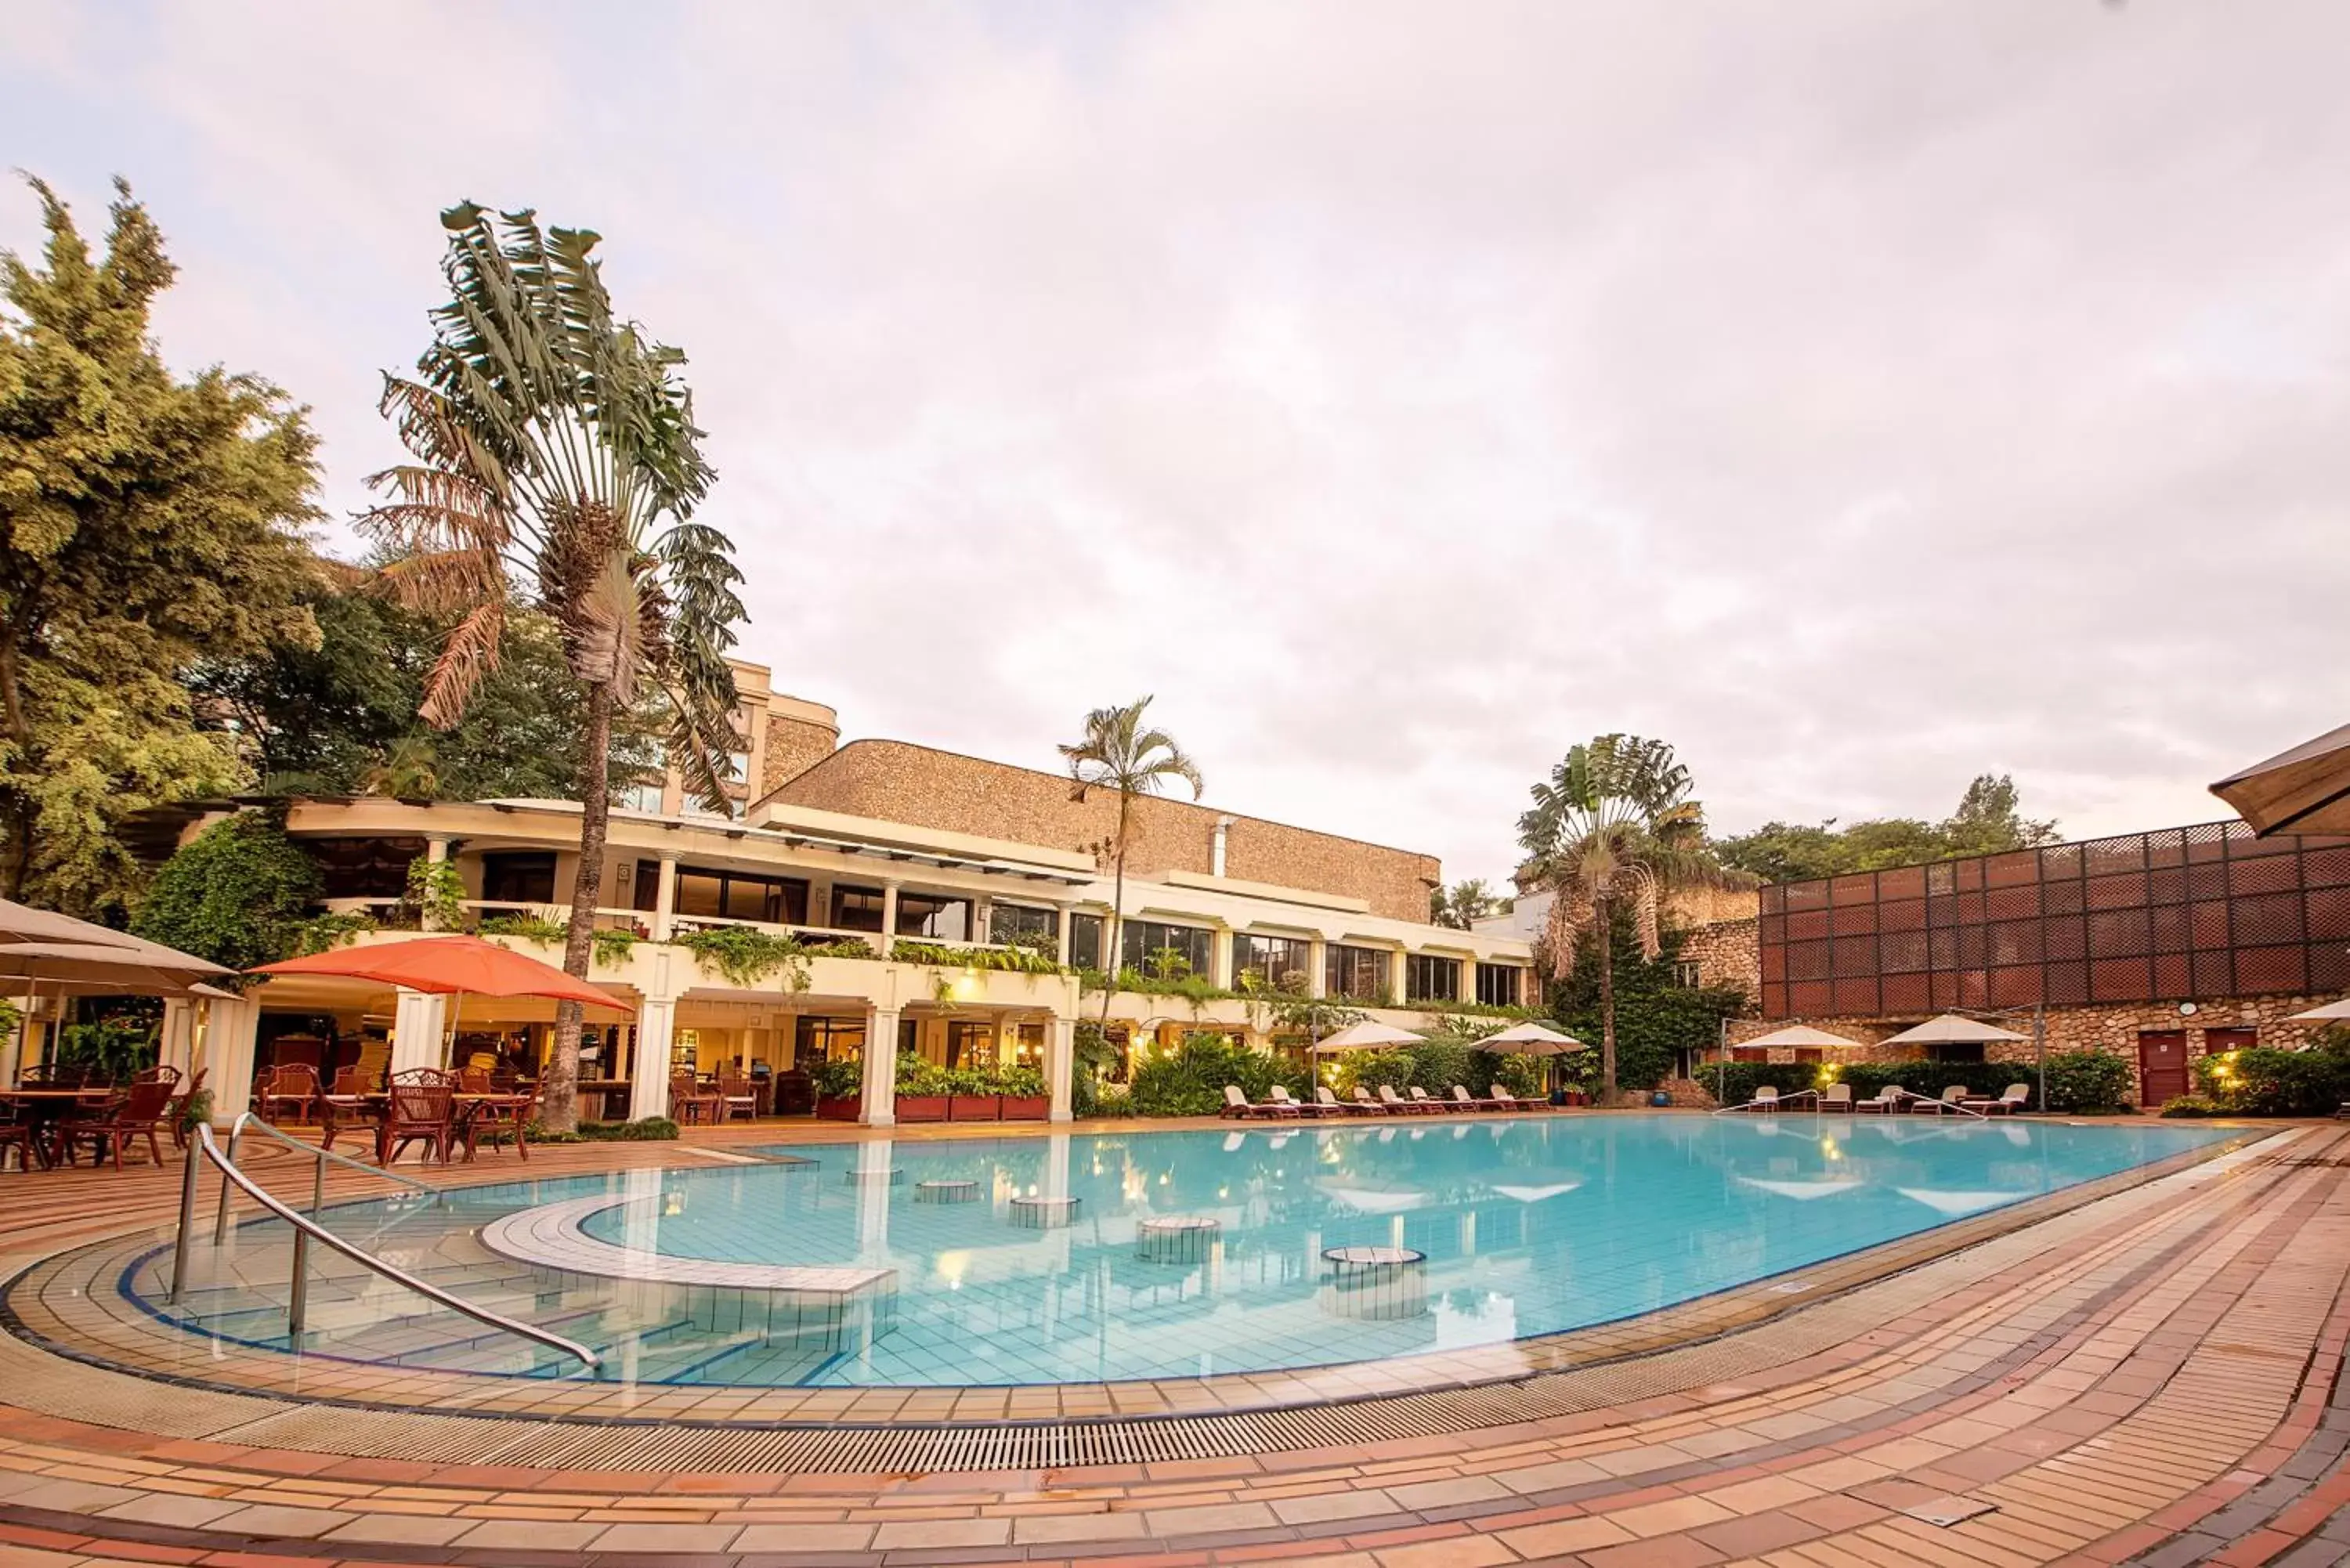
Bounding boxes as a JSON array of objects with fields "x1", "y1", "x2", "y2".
[
  {"x1": 1855, "y1": 1086, "x2": 1902, "y2": 1115},
  {"x1": 1317, "y1": 1085, "x2": 1373, "y2": 1116},
  {"x1": 1965, "y1": 1083, "x2": 2031, "y2": 1115},
  {"x1": 1450, "y1": 1085, "x2": 1498, "y2": 1112},
  {"x1": 1820, "y1": 1082, "x2": 1853, "y2": 1112},
  {"x1": 1408, "y1": 1086, "x2": 1455, "y2": 1113},
  {"x1": 1749, "y1": 1084, "x2": 1781, "y2": 1113},
  {"x1": 1221, "y1": 1085, "x2": 1296, "y2": 1118},
  {"x1": 1352, "y1": 1085, "x2": 1396, "y2": 1115},
  {"x1": 1379, "y1": 1084, "x2": 1433, "y2": 1115},
  {"x1": 1487, "y1": 1086, "x2": 1537, "y2": 1111},
  {"x1": 1915, "y1": 1085, "x2": 1971, "y2": 1115},
  {"x1": 1271, "y1": 1085, "x2": 1337, "y2": 1118}
]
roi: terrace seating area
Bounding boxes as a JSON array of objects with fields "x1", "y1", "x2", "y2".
[{"x1": 1220, "y1": 1080, "x2": 1560, "y2": 1118}]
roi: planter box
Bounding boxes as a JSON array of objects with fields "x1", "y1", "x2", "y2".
[
  {"x1": 895, "y1": 1095, "x2": 950, "y2": 1123},
  {"x1": 948, "y1": 1095, "x2": 1002, "y2": 1122},
  {"x1": 815, "y1": 1095, "x2": 861, "y2": 1122},
  {"x1": 998, "y1": 1095, "x2": 1049, "y2": 1122}
]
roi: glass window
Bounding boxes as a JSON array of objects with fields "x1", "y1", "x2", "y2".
[
  {"x1": 895, "y1": 891, "x2": 971, "y2": 941},
  {"x1": 1120, "y1": 919, "x2": 1213, "y2": 979},
  {"x1": 1068, "y1": 912, "x2": 1104, "y2": 970},
  {"x1": 1234, "y1": 934, "x2": 1311, "y2": 991},
  {"x1": 990, "y1": 903, "x2": 1059, "y2": 955},
  {"x1": 1325, "y1": 945, "x2": 1390, "y2": 1003},
  {"x1": 1405, "y1": 954, "x2": 1460, "y2": 1003},
  {"x1": 1475, "y1": 962, "x2": 1520, "y2": 1008},
  {"x1": 945, "y1": 1021, "x2": 993, "y2": 1068},
  {"x1": 481, "y1": 851, "x2": 557, "y2": 905},
  {"x1": 674, "y1": 871, "x2": 725, "y2": 918},
  {"x1": 791, "y1": 1015, "x2": 866, "y2": 1069},
  {"x1": 615, "y1": 779, "x2": 665, "y2": 813},
  {"x1": 633, "y1": 859, "x2": 662, "y2": 912},
  {"x1": 831, "y1": 885, "x2": 885, "y2": 932}
]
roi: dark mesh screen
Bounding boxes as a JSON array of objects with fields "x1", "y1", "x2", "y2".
[{"x1": 1756, "y1": 822, "x2": 2350, "y2": 1018}]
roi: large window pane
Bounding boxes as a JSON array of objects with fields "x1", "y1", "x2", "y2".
[
  {"x1": 1405, "y1": 954, "x2": 1459, "y2": 1003},
  {"x1": 991, "y1": 903, "x2": 1059, "y2": 955},
  {"x1": 481, "y1": 851, "x2": 556, "y2": 905},
  {"x1": 1235, "y1": 934, "x2": 1310, "y2": 990},
  {"x1": 831, "y1": 884, "x2": 885, "y2": 932},
  {"x1": 1068, "y1": 913, "x2": 1104, "y2": 970},
  {"x1": 1121, "y1": 919, "x2": 1213, "y2": 978},
  {"x1": 1475, "y1": 962, "x2": 1520, "y2": 1008},
  {"x1": 895, "y1": 892, "x2": 971, "y2": 941},
  {"x1": 674, "y1": 872, "x2": 724, "y2": 918},
  {"x1": 1325, "y1": 944, "x2": 1390, "y2": 1003}
]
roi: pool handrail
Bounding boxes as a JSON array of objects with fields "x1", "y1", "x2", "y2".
[
  {"x1": 169, "y1": 1119, "x2": 600, "y2": 1371},
  {"x1": 1712, "y1": 1088, "x2": 1821, "y2": 1115},
  {"x1": 210, "y1": 1110, "x2": 439, "y2": 1247}
]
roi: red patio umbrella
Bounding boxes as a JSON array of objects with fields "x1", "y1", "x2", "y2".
[{"x1": 250, "y1": 936, "x2": 631, "y2": 1012}]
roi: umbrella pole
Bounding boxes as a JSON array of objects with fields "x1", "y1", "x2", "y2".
[{"x1": 443, "y1": 991, "x2": 465, "y2": 1071}]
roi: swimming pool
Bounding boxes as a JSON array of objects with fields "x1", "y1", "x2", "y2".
[{"x1": 136, "y1": 1115, "x2": 2233, "y2": 1389}]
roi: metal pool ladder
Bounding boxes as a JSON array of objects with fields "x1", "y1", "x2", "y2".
[{"x1": 168, "y1": 1112, "x2": 601, "y2": 1371}]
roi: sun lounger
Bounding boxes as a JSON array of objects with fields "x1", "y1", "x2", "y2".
[
  {"x1": 1274, "y1": 1085, "x2": 1339, "y2": 1118},
  {"x1": 1963, "y1": 1083, "x2": 2031, "y2": 1115},
  {"x1": 1820, "y1": 1082, "x2": 1853, "y2": 1112},
  {"x1": 1222, "y1": 1084, "x2": 1296, "y2": 1118},
  {"x1": 1376, "y1": 1085, "x2": 1430, "y2": 1115},
  {"x1": 1855, "y1": 1087, "x2": 1901, "y2": 1114},
  {"x1": 1750, "y1": 1085, "x2": 1781, "y2": 1113},
  {"x1": 1487, "y1": 1086, "x2": 1537, "y2": 1111},
  {"x1": 1450, "y1": 1085, "x2": 1497, "y2": 1112},
  {"x1": 1316, "y1": 1085, "x2": 1371, "y2": 1116},
  {"x1": 1408, "y1": 1086, "x2": 1454, "y2": 1113},
  {"x1": 1350, "y1": 1085, "x2": 1393, "y2": 1115}
]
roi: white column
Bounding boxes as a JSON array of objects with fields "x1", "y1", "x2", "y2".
[
  {"x1": 1394, "y1": 946, "x2": 1412, "y2": 1006},
  {"x1": 1047, "y1": 1015, "x2": 1076, "y2": 1123},
  {"x1": 974, "y1": 895, "x2": 992, "y2": 945},
  {"x1": 651, "y1": 851, "x2": 680, "y2": 941},
  {"x1": 862, "y1": 1005, "x2": 899, "y2": 1126},
  {"x1": 878, "y1": 883, "x2": 901, "y2": 951},
  {"x1": 1308, "y1": 937, "x2": 1329, "y2": 999},
  {"x1": 421, "y1": 834, "x2": 455, "y2": 930},
  {"x1": 205, "y1": 993, "x2": 261, "y2": 1129},
  {"x1": 629, "y1": 998, "x2": 677, "y2": 1121},
  {"x1": 1210, "y1": 927, "x2": 1235, "y2": 990},
  {"x1": 854, "y1": 1136, "x2": 894, "y2": 1264},
  {"x1": 1045, "y1": 1131, "x2": 1072, "y2": 1197},
  {"x1": 389, "y1": 988, "x2": 449, "y2": 1075},
  {"x1": 1055, "y1": 905, "x2": 1074, "y2": 966},
  {"x1": 0, "y1": 996, "x2": 27, "y2": 1088},
  {"x1": 158, "y1": 998, "x2": 199, "y2": 1076}
]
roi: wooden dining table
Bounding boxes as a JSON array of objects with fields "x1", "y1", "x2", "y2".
[
  {"x1": 1, "y1": 1088, "x2": 121, "y2": 1165},
  {"x1": 319, "y1": 1091, "x2": 536, "y2": 1165}
]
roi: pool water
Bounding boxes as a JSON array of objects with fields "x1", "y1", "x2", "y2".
[{"x1": 139, "y1": 1115, "x2": 2233, "y2": 1388}]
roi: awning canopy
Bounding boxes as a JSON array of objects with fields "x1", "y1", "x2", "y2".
[
  {"x1": 2212, "y1": 721, "x2": 2350, "y2": 836},
  {"x1": 251, "y1": 935, "x2": 632, "y2": 1013},
  {"x1": 1308, "y1": 1020, "x2": 1426, "y2": 1053}
]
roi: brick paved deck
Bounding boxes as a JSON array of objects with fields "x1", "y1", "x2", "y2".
[{"x1": 0, "y1": 1114, "x2": 2341, "y2": 1568}]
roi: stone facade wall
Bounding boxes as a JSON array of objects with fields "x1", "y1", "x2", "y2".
[
  {"x1": 1725, "y1": 992, "x2": 2341, "y2": 1101},
  {"x1": 765, "y1": 739, "x2": 1441, "y2": 921},
  {"x1": 1680, "y1": 916, "x2": 1761, "y2": 1000},
  {"x1": 761, "y1": 713, "x2": 839, "y2": 796}
]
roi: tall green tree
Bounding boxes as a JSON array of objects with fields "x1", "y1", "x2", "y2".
[
  {"x1": 188, "y1": 571, "x2": 660, "y2": 803},
  {"x1": 1059, "y1": 696, "x2": 1202, "y2": 1024},
  {"x1": 0, "y1": 177, "x2": 320, "y2": 913},
  {"x1": 1517, "y1": 735, "x2": 1739, "y2": 1101},
  {"x1": 1713, "y1": 772, "x2": 2059, "y2": 883},
  {"x1": 360, "y1": 204, "x2": 744, "y2": 1132},
  {"x1": 1430, "y1": 877, "x2": 1495, "y2": 930}
]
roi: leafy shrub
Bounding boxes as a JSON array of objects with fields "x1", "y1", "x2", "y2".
[
  {"x1": 578, "y1": 1117, "x2": 678, "y2": 1141},
  {"x1": 132, "y1": 810, "x2": 318, "y2": 971},
  {"x1": 1547, "y1": 910, "x2": 1746, "y2": 1090},
  {"x1": 479, "y1": 912, "x2": 568, "y2": 942},
  {"x1": 293, "y1": 909, "x2": 377, "y2": 954},
  {"x1": 2160, "y1": 1094, "x2": 2223, "y2": 1118},
  {"x1": 55, "y1": 1013, "x2": 157, "y2": 1081},
  {"x1": 405, "y1": 855, "x2": 467, "y2": 930},
  {"x1": 2041, "y1": 1050, "x2": 2134, "y2": 1114},
  {"x1": 810, "y1": 1057, "x2": 862, "y2": 1099},
  {"x1": 891, "y1": 939, "x2": 1058, "y2": 975},
  {"x1": 2193, "y1": 1047, "x2": 2348, "y2": 1117},
  {"x1": 590, "y1": 927, "x2": 638, "y2": 968},
  {"x1": 678, "y1": 925, "x2": 812, "y2": 988},
  {"x1": 1129, "y1": 1036, "x2": 1305, "y2": 1116}
]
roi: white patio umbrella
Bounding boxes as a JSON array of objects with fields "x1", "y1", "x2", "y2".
[
  {"x1": 2290, "y1": 998, "x2": 2350, "y2": 1021},
  {"x1": 1468, "y1": 1021, "x2": 1584, "y2": 1055},
  {"x1": 1307, "y1": 1020, "x2": 1426, "y2": 1053},
  {"x1": 1879, "y1": 1013, "x2": 2029, "y2": 1046},
  {"x1": 2212, "y1": 721, "x2": 2350, "y2": 836},
  {"x1": 0, "y1": 939, "x2": 230, "y2": 995},
  {"x1": 1734, "y1": 1024, "x2": 1865, "y2": 1051}
]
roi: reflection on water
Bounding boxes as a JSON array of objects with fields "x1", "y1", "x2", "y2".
[{"x1": 136, "y1": 1115, "x2": 2232, "y2": 1390}]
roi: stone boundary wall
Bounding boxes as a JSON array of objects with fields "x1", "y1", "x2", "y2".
[{"x1": 764, "y1": 739, "x2": 1441, "y2": 922}]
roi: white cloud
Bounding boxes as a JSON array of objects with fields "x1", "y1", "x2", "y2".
[{"x1": 6, "y1": 0, "x2": 2347, "y2": 886}]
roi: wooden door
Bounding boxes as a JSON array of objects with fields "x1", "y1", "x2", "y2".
[{"x1": 2138, "y1": 1031, "x2": 2189, "y2": 1106}]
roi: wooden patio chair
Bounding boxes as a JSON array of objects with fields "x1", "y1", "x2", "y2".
[
  {"x1": 718, "y1": 1069, "x2": 758, "y2": 1123},
  {"x1": 668, "y1": 1070, "x2": 721, "y2": 1125},
  {"x1": 256, "y1": 1063, "x2": 322, "y2": 1125},
  {"x1": 460, "y1": 1087, "x2": 538, "y2": 1162},
  {"x1": 381, "y1": 1068, "x2": 458, "y2": 1164},
  {"x1": 58, "y1": 1076, "x2": 177, "y2": 1170}
]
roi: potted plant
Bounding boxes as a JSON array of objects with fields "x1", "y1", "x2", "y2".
[
  {"x1": 996, "y1": 1065, "x2": 1048, "y2": 1121},
  {"x1": 811, "y1": 1057, "x2": 863, "y2": 1121},
  {"x1": 947, "y1": 1066, "x2": 1002, "y2": 1122},
  {"x1": 895, "y1": 1057, "x2": 951, "y2": 1122}
]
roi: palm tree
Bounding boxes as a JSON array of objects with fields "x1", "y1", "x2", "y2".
[
  {"x1": 360, "y1": 204, "x2": 745, "y2": 1132},
  {"x1": 1516, "y1": 735, "x2": 1732, "y2": 1103},
  {"x1": 1059, "y1": 698, "x2": 1202, "y2": 1024}
]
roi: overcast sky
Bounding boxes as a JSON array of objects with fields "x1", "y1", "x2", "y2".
[{"x1": 7, "y1": 2, "x2": 2346, "y2": 887}]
